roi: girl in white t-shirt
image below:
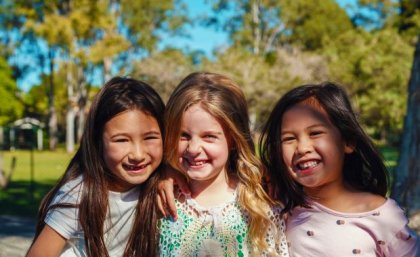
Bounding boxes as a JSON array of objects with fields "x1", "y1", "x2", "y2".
[{"x1": 26, "y1": 77, "x2": 165, "y2": 257}]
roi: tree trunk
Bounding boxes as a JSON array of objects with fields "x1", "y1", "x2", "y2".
[
  {"x1": 252, "y1": 0, "x2": 261, "y2": 55},
  {"x1": 391, "y1": 34, "x2": 420, "y2": 213},
  {"x1": 66, "y1": 109, "x2": 75, "y2": 153},
  {"x1": 48, "y1": 49, "x2": 58, "y2": 150}
]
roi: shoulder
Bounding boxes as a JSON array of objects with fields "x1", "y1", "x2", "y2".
[
  {"x1": 52, "y1": 176, "x2": 84, "y2": 205},
  {"x1": 351, "y1": 192, "x2": 386, "y2": 212}
]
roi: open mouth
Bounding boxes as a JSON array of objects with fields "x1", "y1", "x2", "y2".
[
  {"x1": 185, "y1": 159, "x2": 208, "y2": 168},
  {"x1": 123, "y1": 163, "x2": 148, "y2": 171},
  {"x1": 295, "y1": 160, "x2": 320, "y2": 172},
  {"x1": 297, "y1": 160, "x2": 319, "y2": 169}
]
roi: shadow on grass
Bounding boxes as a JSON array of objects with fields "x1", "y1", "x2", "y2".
[{"x1": 0, "y1": 180, "x2": 56, "y2": 217}]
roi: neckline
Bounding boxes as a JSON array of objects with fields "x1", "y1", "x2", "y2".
[
  {"x1": 108, "y1": 186, "x2": 140, "y2": 201},
  {"x1": 308, "y1": 198, "x2": 391, "y2": 218},
  {"x1": 182, "y1": 189, "x2": 238, "y2": 212}
]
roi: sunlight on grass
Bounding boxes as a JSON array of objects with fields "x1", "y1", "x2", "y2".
[{"x1": 1, "y1": 149, "x2": 73, "y2": 182}]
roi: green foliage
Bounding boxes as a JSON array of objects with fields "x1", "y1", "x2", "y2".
[
  {"x1": 397, "y1": 0, "x2": 420, "y2": 44},
  {"x1": 120, "y1": 0, "x2": 189, "y2": 52},
  {"x1": 280, "y1": 0, "x2": 354, "y2": 50},
  {"x1": 323, "y1": 28, "x2": 414, "y2": 142},
  {"x1": 0, "y1": 0, "x2": 417, "y2": 148},
  {"x1": 0, "y1": 57, "x2": 23, "y2": 125},
  {"x1": 202, "y1": 47, "x2": 329, "y2": 127}
]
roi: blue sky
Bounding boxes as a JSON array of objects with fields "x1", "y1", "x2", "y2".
[
  {"x1": 159, "y1": 0, "x2": 358, "y2": 57},
  {"x1": 17, "y1": 0, "x2": 358, "y2": 91},
  {"x1": 159, "y1": 0, "x2": 229, "y2": 57}
]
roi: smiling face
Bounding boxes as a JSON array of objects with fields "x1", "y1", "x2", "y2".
[
  {"x1": 280, "y1": 101, "x2": 353, "y2": 193},
  {"x1": 178, "y1": 104, "x2": 230, "y2": 187},
  {"x1": 103, "y1": 109, "x2": 163, "y2": 192}
]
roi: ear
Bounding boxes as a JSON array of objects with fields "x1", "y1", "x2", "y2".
[{"x1": 344, "y1": 142, "x2": 355, "y2": 154}]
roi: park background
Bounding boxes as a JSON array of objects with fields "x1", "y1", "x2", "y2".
[{"x1": 0, "y1": 0, "x2": 419, "y2": 256}]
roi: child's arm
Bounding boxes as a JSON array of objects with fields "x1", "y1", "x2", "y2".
[
  {"x1": 157, "y1": 167, "x2": 190, "y2": 220},
  {"x1": 387, "y1": 225, "x2": 419, "y2": 257},
  {"x1": 26, "y1": 225, "x2": 67, "y2": 257}
]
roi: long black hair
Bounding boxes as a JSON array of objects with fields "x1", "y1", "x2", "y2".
[
  {"x1": 259, "y1": 82, "x2": 389, "y2": 213},
  {"x1": 32, "y1": 77, "x2": 165, "y2": 256}
]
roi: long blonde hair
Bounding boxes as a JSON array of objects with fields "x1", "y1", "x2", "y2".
[{"x1": 164, "y1": 72, "x2": 276, "y2": 255}]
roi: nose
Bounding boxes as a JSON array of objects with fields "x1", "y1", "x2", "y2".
[
  {"x1": 296, "y1": 137, "x2": 313, "y2": 155},
  {"x1": 186, "y1": 138, "x2": 201, "y2": 155},
  {"x1": 128, "y1": 143, "x2": 146, "y2": 162}
]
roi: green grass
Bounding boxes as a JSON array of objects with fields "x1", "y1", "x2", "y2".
[
  {"x1": 0, "y1": 147, "x2": 400, "y2": 217},
  {"x1": 0, "y1": 149, "x2": 73, "y2": 217}
]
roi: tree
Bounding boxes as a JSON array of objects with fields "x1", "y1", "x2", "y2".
[
  {"x1": 205, "y1": 0, "x2": 353, "y2": 53},
  {"x1": 204, "y1": 0, "x2": 285, "y2": 54},
  {"x1": 202, "y1": 46, "x2": 328, "y2": 129},
  {"x1": 131, "y1": 49, "x2": 193, "y2": 102},
  {"x1": 0, "y1": 57, "x2": 23, "y2": 125},
  {"x1": 13, "y1": 0, "x2": 188, "y2": 152},
  {"x1": 392, "y1": 34, "x2": 420, "y2": 212},
  {"x1": 322, "y1": 28, "x2": 413, "y2": 143},
  {"x1": 279, "y1": 0, "x2": 353, "y2": 50}
]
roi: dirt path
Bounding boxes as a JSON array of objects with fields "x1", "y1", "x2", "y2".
[{"x1": 0, "y1": 215, "x2": 35, "y2": 257}]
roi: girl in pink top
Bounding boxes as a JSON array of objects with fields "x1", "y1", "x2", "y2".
[{"x1": 259, "y1": 82, "x2": 419, "y2": 256}]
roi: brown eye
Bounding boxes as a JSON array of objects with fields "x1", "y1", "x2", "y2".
[
  {"x1": 281, "y1": 136, "x2": 295, "y2": 143},
  {"x1": 180, "y1": 132, "x2": 190, "y2": 141},
  {"x1": 310, "y1": 131, "x2": 323, "y2": 136},
  {"x1": 145, "y1": 135, "x2": 160, "y2": 140}
]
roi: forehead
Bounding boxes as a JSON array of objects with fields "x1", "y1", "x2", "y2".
[
  {"x1": 282, "y1": 100, "x2": 332, "y2": 128},
  {"x1": 105, "y1": 109, "x2": 159, "y2": 131},
  {"x1": 182, "y1": 104, "x2": 221, "y2": 128}
]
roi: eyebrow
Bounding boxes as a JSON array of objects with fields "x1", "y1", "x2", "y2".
[
  {"x1": 144, "y1": 130, "x2": 161, "y2": 136},
  {"x1": 203, "y1": 130, "x2": 223, "y2": 135},
  {"x1": 109, "y1": 130, "x2": 161, "y2": 137},
  {"x1": 281, "y1": 124, "x2": 327, "y2": 134},
  {"x1": 181, "y1": 129, "x2": 223, "y2": 134}
]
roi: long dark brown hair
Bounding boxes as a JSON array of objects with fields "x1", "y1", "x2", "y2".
[
  {"x1": 31, "y1": 77, "x2": 165, "y2": 256},
  {"x1": 259, "y1": 82, "x2": 389, "y2": 214}
]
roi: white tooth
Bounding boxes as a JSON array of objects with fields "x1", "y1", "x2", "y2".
[
  {"x1": 299, "y1": 161, "x2": 317, "y2": 169},
  {"x1": 191, "y1": 161, "x2": 205, "y2": 166}
]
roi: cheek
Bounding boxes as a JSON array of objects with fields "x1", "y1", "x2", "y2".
[
  {"x1": 178, "y1": 141, "x2": 188, "y2": 156},
  {"x1": 151, "y1": 143, "x2": 163, "y2": 160},
  {"x1": 103, "y1": 147, "x2": 120, "y2": 170},
  {"x1": 212, "y1": 143, "x2": 229, "y2": 160},
  {"x1": 281, "y1": 145, "x2": 293, "y2": 165}
]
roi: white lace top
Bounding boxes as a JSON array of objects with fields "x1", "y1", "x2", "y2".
[{"x1": 159, "y1": 191, "x2": 289, "y2": 257}]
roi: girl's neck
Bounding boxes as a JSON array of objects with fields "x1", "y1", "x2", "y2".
[
  {"x1": 304, "y1": 181, "x2": 386, "y2": 212},
  {"x1": 189, "y1": 171, "x2": 238, "y2": 208},
  {"x1": 304, "y1": 179, "x2": 351, "y2": 210}
]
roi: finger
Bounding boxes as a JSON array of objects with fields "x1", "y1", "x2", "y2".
[
  {"x1": 162, "y1": 183, "x2": 178, "y2": 220},
  {"x1": 156, "y1": 194, "x2": 167, "y2": 218}
]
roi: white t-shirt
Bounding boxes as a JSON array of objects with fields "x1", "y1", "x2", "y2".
[{"x1": 45, "y1": 176, "x2": 140, "y2": 257}]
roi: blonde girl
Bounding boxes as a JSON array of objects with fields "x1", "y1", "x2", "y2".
[{"x1": 159, "y1": 72, "x2": 288, "y2": 256}]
